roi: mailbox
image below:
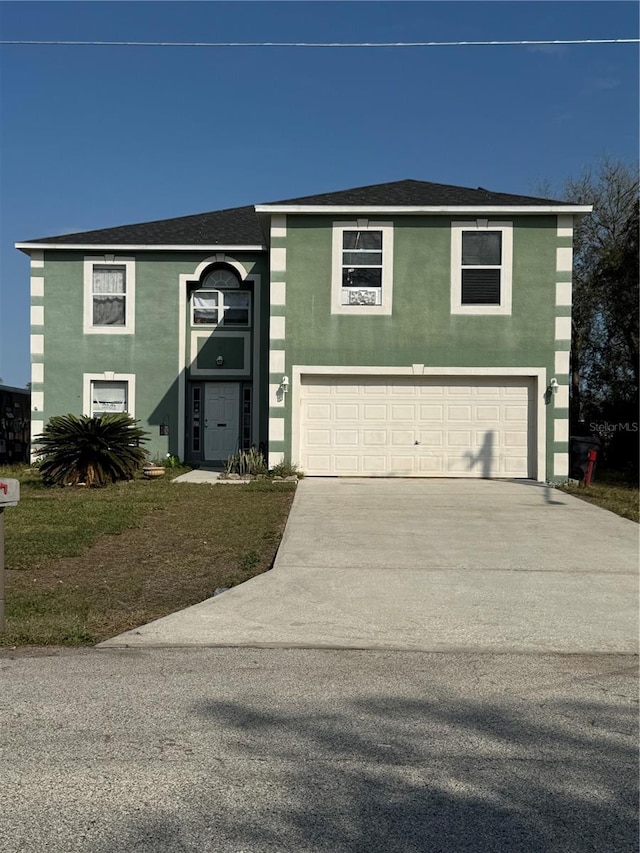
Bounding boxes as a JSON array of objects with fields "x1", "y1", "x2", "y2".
[{"x1": 0, "y1": 478, "x2": 20, "y2": 507}]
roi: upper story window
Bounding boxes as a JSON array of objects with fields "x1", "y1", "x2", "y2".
[
  {"x1": 84, "y1": 257, "x2": 135, "y2": 334},
  {"x1": 331, "y1": 221, "x2": 394, "y2": 315},
  {"x1": 451, "y1": 221, "x2": 513, "y2": 316},
  {"x1": 192, "y1": 266, "x2": 250, "y2": 327}
]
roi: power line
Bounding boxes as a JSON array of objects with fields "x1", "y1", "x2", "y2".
[{"x1": 0, "y1": 38, "x2": 638, "y2": 48}]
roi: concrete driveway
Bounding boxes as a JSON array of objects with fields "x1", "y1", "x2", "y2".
[{"x1": 101, "y1": 479, "x2": 639, "y2": 653}]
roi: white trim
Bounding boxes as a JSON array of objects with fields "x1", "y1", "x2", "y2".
[
  {"x1": 17, "y1": 242, "x2": 266, "y2": 251},
  {"x1": 270, "y1": 247, "x2": 286, "y2": 271},
  {"x1": 82, "y1": 372, "x2": 136, "y2": 418},
  {"x1": 30, "y1": 251, "x2": 44, "y2": 268},
  {"x1": 83, "y1": 256, "x2": 135, "y2": 335},
  {"x1": 557, "y1": 215, "x2": 573, "y2": 237},
  {"x1": 268, "y1": 451, "x2": 285, "y2": 468},
  {"x1": 556, "y1": 247, "x2": 573, "y2": 272},
  {"x1": 271, "y1": 215, "x2": 287, "y2": 238},
  {"x1": 451, "y1": 221, "x2": 513, "y2": 316},
  {"x1": 31, "y1": 362, "x2": 44, "y2": 383},
  {"x1": 554, "y1": 350, "x2": 570, "y2": 375},
  {"x1": 255, "y1": 204, "x2": 592, "y2": 215},
  {"x1": 270, "y1": 315, "x2": 285, "y2": 340},
  {"x1": 291, "y1": 365, "x2": 546, "y2": 482},
  {"x1": 190, "y1": 331, "x2": 251, "y2": 377},
  {"x1": 31, "y1": 391, "x2": 44, "y2": 412},
  {"x1": 554, "y1": 385, "x2": 569, "y2": 409},
  {"x1": 555, "y1": 281, "x2": 572, "y2": 306},
  {"x1": 269, "y1": 417, "x2": 285, "y2": 442},
  {"x1": 555, "y1": 316, "x2": 571, "y2": 340},
  {"x1": 31, "y1": 277, "x2": 44, "y2": 297},
  {"x1": 30, "y1": 305, "x2": 44, "y2": 326},
  {"x1": 30, "y1": 334, "x2": 44, "y2": 355},
  {"x1": 270, "y1": 281, "x2": 286, "y2": 305},
  {"x1": 554, "y1": 452, "x2": 569, "y2": 477},
  {"x1": 554, "y1": 419, "x2": 569, "y2": 442},
  {"x1": 270, "y1": 349, "x2": 285, "y2": 374},
  {"x1": 331, "y1": 221, "x2": 394, "y2": 316},
  {"x1": 30, "y1": 419, "x2": 44, "y2": 462},
  {"x1": 178, "y1": 257, "x2": 261, "y2": 457}
]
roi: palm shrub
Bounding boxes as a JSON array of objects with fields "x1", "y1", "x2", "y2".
[{"x1": 35, "y1": 414, "x2": 149, "y2": 487}]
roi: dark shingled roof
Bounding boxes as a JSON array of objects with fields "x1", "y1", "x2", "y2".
[
  {"x1": 24, "y1": 205, "x2": 263, "y2": 246},
  {"x1": 23, "y1": 180, "x2": 570, "y2": 246},
  {"x1": 265, "y1": 179, "x2": 568, "y2": 207}
]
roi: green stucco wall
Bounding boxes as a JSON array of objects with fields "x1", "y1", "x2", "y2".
[
  {"x1": 270, "y1": 214, "x2": 570, "y2": 480},
  {"x1": 35, "y1": 250, "x2": 269, "y2": 461}
]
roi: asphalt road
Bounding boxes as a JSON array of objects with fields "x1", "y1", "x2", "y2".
[{"x1": 1, "y1": 647, "x2": 637, "y2": 853}]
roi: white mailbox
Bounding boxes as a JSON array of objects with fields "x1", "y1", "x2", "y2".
[{"x1": 0, "y1": 478, "x2": 20, "y2": 507}]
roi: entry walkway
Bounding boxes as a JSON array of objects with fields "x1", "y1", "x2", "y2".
[{"x1": 100, "y1": 479, "x2": 639, "y2": 653}]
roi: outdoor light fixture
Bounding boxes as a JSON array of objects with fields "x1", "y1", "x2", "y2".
[
  {"x1": 281, "y1": 375, "x2": 290, "y2": 393},
  {"x1": 216, "y1": 355, "x2": 224, "y2": 366},
  {"x1": 159, "y1": 421, "x2": 169, "y2": 436},
  {"x1": 549, "y1": 378, "x2": 559, "y2": 394}
]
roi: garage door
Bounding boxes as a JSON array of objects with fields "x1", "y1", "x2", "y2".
[{"x1": 298, "y1": 376, "x2": 534, "y2": 477}]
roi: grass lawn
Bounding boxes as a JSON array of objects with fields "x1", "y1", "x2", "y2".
[
  {"x1": 560, "y1": 471, "x2": 639, "y2": 523},
  {"x1": 0, "y1": 465, "x2": 296, "y2": 646}
]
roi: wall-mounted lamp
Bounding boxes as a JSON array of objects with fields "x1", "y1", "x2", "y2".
[
  {"x1": 216, "y1": 355, "x2": 224, "y2": 366},
  {"x1": 549, "y1": 378, "x2": 559, "y2": 394},
  {"x1": 281, "y1": 375, "x2": 290, "y2": 393},
  {"x1": 159, "y1": 421, "x2": 169, "y2": 436}
]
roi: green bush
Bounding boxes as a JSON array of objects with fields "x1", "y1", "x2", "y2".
[
  {"x1": 224, "y1": 447, "x2": 268, "y2": 477},
  {"x1": 269, "y1": 459, "x2": 304, "y2": 479},
  {"x1": 35, "y1": 414, "x2": 149, "y2": 487}
]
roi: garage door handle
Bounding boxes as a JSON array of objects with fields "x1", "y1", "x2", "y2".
[
  {"x1": 414, "y1": 440, "x2": 421, "y2": 445},
  {"x1": 217, "y1": 423, "x2": 226, "y2": 427}
]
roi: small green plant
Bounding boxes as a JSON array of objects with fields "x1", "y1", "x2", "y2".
[
  {"x1": 35, "y1": 413, "x2": 149, "y2": 487},
  {"x1": 225, "y1": 447, "x2": 268, "y2": 477},
  {"x1": 164, "y1": 454, "x2": 181, "y2": 468},
  {"x1": 269, "y1": 459, "x2": 304, "y2": 479}
]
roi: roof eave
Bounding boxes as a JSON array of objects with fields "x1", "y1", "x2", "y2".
[
  {"x1": 254, "y1": 204, "x2": 593, "y2": 215},
  {"x1": 15, "y1": 242, "x2": 267, "y2": 252}
]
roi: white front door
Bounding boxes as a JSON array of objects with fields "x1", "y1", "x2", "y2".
[{"x1": 204, "y1": 383, "x2": 240, "y2": 461}]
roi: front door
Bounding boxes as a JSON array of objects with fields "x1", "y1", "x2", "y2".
[{"x1": 204, "y1": 382, "x2": 240, "y2": 461}]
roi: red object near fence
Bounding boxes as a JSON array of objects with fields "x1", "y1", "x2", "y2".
[{"x1": 584, "y1": 449, "x2": 598, "y2": 487}]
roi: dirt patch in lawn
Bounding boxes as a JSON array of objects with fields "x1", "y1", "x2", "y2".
[{"x1": 2, "y1": 480, "x2": 296, "y2": 646}]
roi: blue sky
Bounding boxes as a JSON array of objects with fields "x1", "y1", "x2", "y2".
[{"x1": 0, "y1": 1, "x2": 638, "y2": 388}]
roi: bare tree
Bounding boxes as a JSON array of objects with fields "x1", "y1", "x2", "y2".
[{"x1": 537, "y1": 158, "x2": 639, "y2": 425}]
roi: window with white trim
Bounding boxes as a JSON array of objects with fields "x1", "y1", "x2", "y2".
[
  {"x1": 83, "y1": 373, "x2": 136, "y2": 419},
  {"x1": 331, "y1": 221, "x2": 394, "y2": 315},
  {"x1": 192, "y1": 289, "x2": 251, "y2": 326},
  {"x1": 451, "y1": 221, "x2": 513, "y2": 315},
  {"x1": 84, "y1": 257, "x2": 135, "y2": 334},
  {"x1": 91, "y1": 381, "x2": 128, "y2": 417}
]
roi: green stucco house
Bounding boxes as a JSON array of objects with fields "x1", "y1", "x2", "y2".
[{"x1": 17, "y1": 179, "x2": 591, "y2": 481}]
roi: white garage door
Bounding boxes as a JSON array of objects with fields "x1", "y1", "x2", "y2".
[{"x1": 298, "y1": 376, "x2": 534, "y2": 477}]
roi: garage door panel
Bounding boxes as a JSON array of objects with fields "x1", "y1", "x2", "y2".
[
  {"x1": 299, "y1": 376, "x2": 534, "y2": 478},
  {"x1": 418, "y1": 431, "x2": 443, "y2": 446},
  {"x1": 335, "y1": 430, "x2": 359, "y2": 446},
  {"x1": 306, "y1": 429, "x2": 332, "y2": 446},
  {"x1": 420, "y1": 405, "x2": 444, "y2": 421},
  {"x1": 365, "y1": 406, "x2": 388, "y2": 421},
  {"x1": 391, "y1": 404, "x2": 416, "y2": 420},
  {"x1": 306, "y1": 403, "x2": 331, "y2": 420},
  {"x1": 449, "y1": 406, "x2": 473, "y2": 420}
]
